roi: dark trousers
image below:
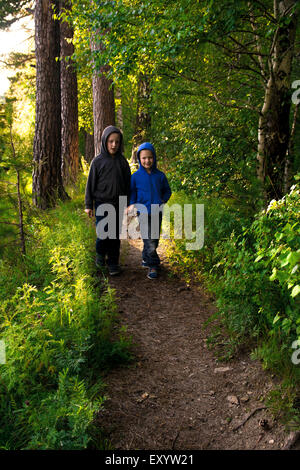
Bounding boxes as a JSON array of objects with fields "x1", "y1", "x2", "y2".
[
  {"x1": 95, "y1": 202, "x2": 121, "y2": 267},
  {"x1": 139, "y1": 212, "x2": 162, "y2": 267}
]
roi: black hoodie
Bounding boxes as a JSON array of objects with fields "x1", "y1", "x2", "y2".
[{"x1": 85, "y1": 126, "x2": 131, "y2": 209}]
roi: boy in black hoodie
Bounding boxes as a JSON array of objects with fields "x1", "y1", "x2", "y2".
[{"x1": 85, "y1": 126, "x2": 131, "y2": 275}]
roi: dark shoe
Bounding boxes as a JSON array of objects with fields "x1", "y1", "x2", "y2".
[
  {"x1": 95, "y1": 254, "x2": 105, "y2": 268},
  {"x1": 147, "y1": 267, "x2": 158, "y2": 279},
  {"x1": 108, "y1": 265, "x2": 122, "y2": 276},
  {"x1": 142, "y1": 259, "x2": 149, "y2": 268}
]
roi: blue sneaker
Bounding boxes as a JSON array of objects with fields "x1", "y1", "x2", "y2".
[
  {"x1": 142, "y1": 259, "x2": 149, "y2": 268},
  {"x1": 147, "y1": 267, "x2": 158, "y2": 279}
]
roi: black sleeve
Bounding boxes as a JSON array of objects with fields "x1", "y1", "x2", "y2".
[
  {"x1": 122, "y1": 157, "x2": 132, "y2": 206},
  {"x1": 85, "y1": 159, "x2": 97, "y2": 209},
  {"x1": 126, "y1": 161, "x2": 131, "y2": 200}
]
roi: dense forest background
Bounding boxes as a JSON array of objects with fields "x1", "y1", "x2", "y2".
[{"x1": 0, "y1": 0, "x2": 299, "y2": 450}]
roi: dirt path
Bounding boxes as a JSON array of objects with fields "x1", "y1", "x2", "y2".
[{"x1": 98, "y1": 238, "x2": 290, "y2": 450}]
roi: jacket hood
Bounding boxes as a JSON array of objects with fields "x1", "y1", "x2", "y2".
[
  {"x1": 137, "y1": 142, "x2": 157, "y2": 169},
  {"x1": 100, "y1": 125, "x2": 124, "y2": 158}
]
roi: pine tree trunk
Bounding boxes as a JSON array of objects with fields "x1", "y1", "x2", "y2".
[
  {"x1": 131, "y1": 75, "x2": 151, "y2": 164},
  {"x1": 257, "y1": 0, "x2": 298, "y2": 200},
  {"x1": 32, "y1": 0, "x2": 67, "y2": 209},
  {"x1": 91, "y1": 36, "x2": 115, "y2": 155},
  {"x1": 60, "y1": 0, "x2": 79, "y2": 184},
  {"x1": 84, "y1": 130, "x2": 95, "y2": 163},
  {"x1": 115, "y1": 88, "x2": 123, "y2": 131}
]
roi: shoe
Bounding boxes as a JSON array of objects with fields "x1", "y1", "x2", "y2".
[
  {"x1": 108, "y1": 265, "x2": 122, "y2": 276},
  {"x1": 142, "y1": 259, "x2": 149, "y2": 268},
  {"x1": 95, "y1": 254, "x2": 105, "y2": 268},
  {"x1": 147, "y1": 267, "x2": 158, "y2": 279}
]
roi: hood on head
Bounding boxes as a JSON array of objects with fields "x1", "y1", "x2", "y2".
[
  {"x1": 100, "y1": 125, "x2": 124, "y2": 157},
  {"x1": 137, "y1": 142, "x2": 157, "y2": 169}
]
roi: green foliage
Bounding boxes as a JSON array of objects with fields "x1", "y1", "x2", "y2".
[
  {"x1": 69, "y1": 0, "x2": 298, "y2": 203},
  {"x1": 151, "y1": 76, "x2": 259, "y2": 202},
  {"x1": 209, "y1": 180, "x2": 300, "y2": 367},
  {"x1": 265, "y1": 382, "x2": 300, "y2": 431},
  {"x1": 1, "y1": 0, "x2": 298, "y2": 439},
  {"x1": 0, "y1": 55, "x2": 35, "y2": 255},
  {"x1": 165, "y1": 180, "x2": 300, "y2": 385},
  {"x1": 0, "y1": 194, "x2": 132, "y2": 449},
  {"x1": 69, "y1": 0, "x2": 272, "y2": 202},
  {"x1": 0, "y1": 1, "x2": 32, "y2": 29},
  {"x1": 26, "y1": 369, "x2": 104, "y2": 450},
  {"x1": 163, "y1": 190, "x2": 252, "y2": 283}
]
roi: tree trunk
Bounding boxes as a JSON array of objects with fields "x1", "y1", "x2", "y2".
[
  {"x1": 60, "y1": 0, "x2": 79, "y2": 184},
  {"x1": 284, "y1": 101, "x2": 299, "y2": 193},
  {"x1": 115, "y1": 87, "x2": 123, "y2": 131},
  {"x1": 91, "y1": 36, "x2": 115, "y2": 155},
  {"x1": 257, "y1": 0, "x2": 298, "y2": 200},
  {"x1": 131, "y1": 74, "x2": 151, "y2": 164},
  {"x1": 32, "y1": 0, "x2": 67, "y2": 209},
  {"x1": 84, "y1": 130, "x2": 95, "y2": 163}
]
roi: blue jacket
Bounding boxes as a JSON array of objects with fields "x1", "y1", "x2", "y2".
[{"x1": 130, "y1": 142, "x2": 172, "y2": 214}]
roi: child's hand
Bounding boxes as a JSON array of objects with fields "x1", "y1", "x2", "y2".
[
  {"x1": 85, "y1": 209, "x2": 93, "y2": 218},
  {"x1": 125, "y1": 204, "x2": 134, "y2": 215}
]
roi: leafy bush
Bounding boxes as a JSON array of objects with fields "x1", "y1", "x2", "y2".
[
  {"x1": 214, "y1": 184, "x2": 299, "y2": 326},
  {"x1": 26, "y1": 369, "x2": 104, "y2": 450},
  {"x1": 0, "y1": 196, "x2": 132, "y2": 449},
  {"x1": 162, "y1": 190, "x2": 251, "y2": 284},
  {"x1": 209, "y1": 180, "x2": 300, "y2": 370},
  {"x1": 165, "y1": 180, "x2": 300, "y2": 380}
]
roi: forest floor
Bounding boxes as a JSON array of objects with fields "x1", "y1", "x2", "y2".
[{"x1": 97, "y1": 238, "x2": 296, "y2": 450}]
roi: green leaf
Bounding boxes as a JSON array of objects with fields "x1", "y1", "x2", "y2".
[
  {"x1": 291, "y1": 264, "x2": 299, "y2": 275},
  {"x1": 269, "y1": 268, "x2": 277, "y2": 281},
  {"x1": 273, "y1": 313, "x2": 281, "y2": 324},
  {"x1": 291, "y1": 285, "x2": 300, "y2": 298}
]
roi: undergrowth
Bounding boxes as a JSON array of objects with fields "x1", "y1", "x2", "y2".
[
  {"x1": 164, "y1": 179, "x2": 300, "y2": 428},
  {"x1": 0, "y1": 193, "x2": 133, "y2": 449}
]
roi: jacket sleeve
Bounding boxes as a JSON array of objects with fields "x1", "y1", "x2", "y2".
[
  {"x1": 129, "y1": 174, "x2": 137, "y2": 206},
  {"x1": 84, "y1": 160, "x2": 97, "y2": 209},
  {"x1": 161, "y1": 173, "x2": 172, "y2": 203}
]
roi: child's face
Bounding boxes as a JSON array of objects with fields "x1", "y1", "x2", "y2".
[
  {"x1": 107, "y1": 133, "x2": 120, "y2": 155},
  {"x1": 140, "y1": 149, "x2": 154, "y2": 171}
]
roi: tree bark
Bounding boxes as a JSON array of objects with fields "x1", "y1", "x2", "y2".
[
  {"x1": 284, "y1": 101, "x2": 299, "y2": 193},
  {"x1": 84, "y1": 130, "x2": 95, "y2": 163},
  {"x1": 257, "y1": 0, "x2": 298, "y2": 200},
  {"x1": 60, "y1": 0, "x2": 79, "y2": 184},
  {"x1": 131, "y1": 74, "x2": 152, "y2": 164},
  {"x1": 91, "y1": 36, "x2": 115, "y2": 156},
  {"x1": 115, "y1": 87, "x2": 123, "y2": 131},
  {"x1": 32, "y1": 0, "x2": 67, "y2": 209}
]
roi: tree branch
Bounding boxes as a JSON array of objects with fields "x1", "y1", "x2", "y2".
[
  {"x1": 249, "y1": 2, "x2": 267, "y2": 76},
  {"x1": 209, "y1": 89, "x2": 260, "y2": 113},
  {"x1": 207, "y1": 38, "x2": 269, "y2": 58},
  {"x1": 252, "y1": 0, "x2": 277, "y2": 23},
  {"x1": 228, "y1": 35, "x2": 264, "y2": 71}
]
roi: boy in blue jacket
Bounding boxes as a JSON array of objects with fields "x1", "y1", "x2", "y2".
[{"x1": 128, "y1": 142, "x2": 171, "y2": 279}]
